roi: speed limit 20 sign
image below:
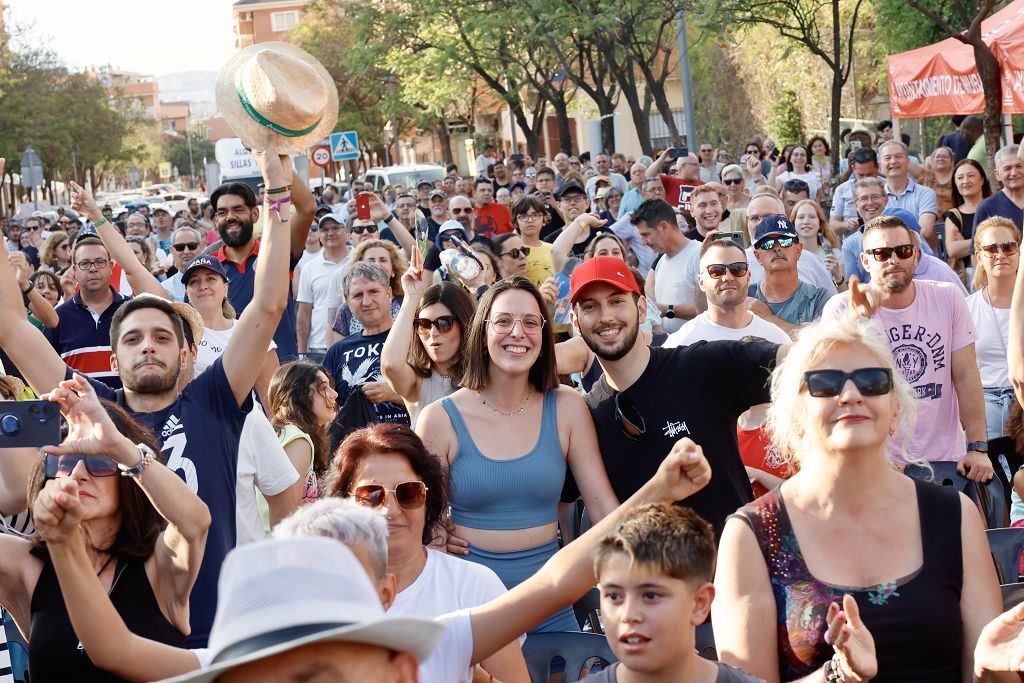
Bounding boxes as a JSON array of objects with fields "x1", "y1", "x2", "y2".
[{"x1": 311, "y1": 146, "x2": 332, "y2": 168}]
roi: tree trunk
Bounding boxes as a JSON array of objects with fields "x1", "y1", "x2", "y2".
[
  {"x1": 829, "y1": 0, "x2": 843, "y2": 188},
  {"x1": 550, "y1": 95, "x2": 573, "y2": 155},
  {"x1": 613, "y1": 70, "x2": 653, "y2": 156},
  {"x1": 435, "y1": 118, "x2": 454, "y2": 165},
  {"x1": 971, "y1": 40, "x2": 1003, "y2": 171}
]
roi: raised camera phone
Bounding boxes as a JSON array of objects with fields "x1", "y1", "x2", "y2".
[
  {"x1": 667, "y1": 147, "x2": 689, "y2": 160},
  {"x1": 356, "y1": 193, "x2": 372, "y2": 221},
  {"x1": 716, "y1": 232, "x2": 746, "y2": 247},
  {"x1": 0, "y1": 400, "x2": 61, "y2": 448}
]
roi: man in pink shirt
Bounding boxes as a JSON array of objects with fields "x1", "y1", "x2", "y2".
[{"x1": 822, "y1": 214, "x2": 992, "y2": 481}]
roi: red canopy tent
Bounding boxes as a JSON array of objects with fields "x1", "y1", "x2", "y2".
[{"x1": 887, "y1": 0, "x2": 1024, "y2": 118}]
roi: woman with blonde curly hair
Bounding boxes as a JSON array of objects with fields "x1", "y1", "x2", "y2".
[
  {"x1": 330, "y1": 239, "x2": 407, "y2": 341},
  {"x1": 713, "y1": 318, "x2": 1009, "y2": 683}
]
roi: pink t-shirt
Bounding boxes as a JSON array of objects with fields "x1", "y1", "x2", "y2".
[{"x1": 821, "y1": 280, "x2": 976, "y2": 463}]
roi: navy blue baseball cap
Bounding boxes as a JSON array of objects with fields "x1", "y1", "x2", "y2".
[
  {"x1": 183, "y1": 255, "x2": 228, "y2": 284},
  {"x1": 753, "y1": 215, "x2": 799, "y2": 245}
]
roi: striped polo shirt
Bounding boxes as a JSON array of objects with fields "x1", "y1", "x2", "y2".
[{"x1": 43, "y1": 286, "x2": 129, "y2": 389}]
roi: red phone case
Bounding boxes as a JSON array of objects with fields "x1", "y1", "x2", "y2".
[{"x1": 356, "y1": 194, "x2": 371, "y2": 221}]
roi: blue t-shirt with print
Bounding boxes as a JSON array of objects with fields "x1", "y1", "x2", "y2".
[
  {"x1": 79, "y1": 357, "x2": 249, "y2": 648},
  {"x1": 323, "y1": 329, "x2": 410, "y2": 425}
]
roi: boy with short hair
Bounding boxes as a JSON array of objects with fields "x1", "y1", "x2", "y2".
[{"x1": 582, "y1": 504, "x2": 764, "y2": 682}]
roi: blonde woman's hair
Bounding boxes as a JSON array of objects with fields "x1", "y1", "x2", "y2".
[
  {"x1": 972, "y1": 216, "x2": 1021, "y2": 291},
  {"x1": 350, "y1": 238, "x2": 408, "y2": 296},
  {"x1": 765, "y1": 317, "x2": 919, "y2": 468}
]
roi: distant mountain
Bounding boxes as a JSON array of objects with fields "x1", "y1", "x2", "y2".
[{"x1": 158, "y1": 71, "x2": 218, "y2": 119}]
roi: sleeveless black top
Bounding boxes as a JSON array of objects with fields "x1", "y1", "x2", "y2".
[
  {"x1": 29, "y1": 555, "x2": 186, "y2": 682},
  {"x1": 732, "y1": 480, "x2": 963, "y2": 682}
]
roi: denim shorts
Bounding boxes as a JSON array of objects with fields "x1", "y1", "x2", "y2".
[{"x1": 984, "y1": 386, "x2": 1015, "y2": 441}]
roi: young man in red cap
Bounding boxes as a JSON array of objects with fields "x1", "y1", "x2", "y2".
[{"x1": 564, "y1": 255, "x2": 788, "y2": 535}]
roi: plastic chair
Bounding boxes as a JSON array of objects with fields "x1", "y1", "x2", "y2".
[
  {"x1": 696, "y1": 622, "x2": 717, "y2": 661},
  {"x1": 573, "y1": 587, "x2": 603, "y2": 634},
  {"x1": 523, "y1": 631, "x2": 617, "y2": 682},
  {"x1": 904, "y1": 462, "x2": 1009, "y2": 529},
  {"x1": 988, "y1": 528, "x2": 1024, "y2": 584},
  {"x1": 559, "y1": 498, "x2": 585, "y2": 547},
  {"x1": 1001, "y1": 582, "x2": 1024, "y2": 612}
]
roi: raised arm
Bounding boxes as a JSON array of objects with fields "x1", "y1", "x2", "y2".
[
  {"x1": 69, "y1": 181, "x2": 169, "y2": 300},
  {"x1": 42, "y1": 374, "x2": 211, "y2": 631},
  {"x1": 0, "y1": 445, "x2": 39, "y2": 516},
  {"x1": 9, "y1": 253, "x2": 58, "y2": 328},
  {"x1": 645, "y1": 148, "x2": 671, "y2": 179},
  {"x1": 365, "y1": 193, "x2": 416, "y2": 257},
  {"x1": 0, "y1": 160, "x2": 70, "y2": 394},
  {"x1": 381, "y1": 248, "x2": 427, "y2": 402},
  {"x1": 33, "y1": 478, "x2": 200, "y2": 681},
  {"x1": 466, "y1": 438, "x2": 711, "y2": 663},
  {"x1": 222, "y1": 151, "x2": 293, "y2": 406}
]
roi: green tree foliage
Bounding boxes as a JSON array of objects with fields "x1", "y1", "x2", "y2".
[{"x1": 769, "y1": 88, "x2": 806, "y2": 144}]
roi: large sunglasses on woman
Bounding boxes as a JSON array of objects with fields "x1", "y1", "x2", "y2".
[{"x1": 352, "y1": 481, "x2": 428, "y2": 510}]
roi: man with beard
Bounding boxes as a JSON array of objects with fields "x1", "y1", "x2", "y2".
[
  {"x1": 0, "y1": 151, "x2": 296, "y2": 647},
  {"x1": 43, "y1": 236, "x2": 130, "y2": 388},
  {"x1": 822, "y1": 214, "x2": 991, "y2": 482},
  {"x1": 472, "y1": 178, "x2": 513, "y2": 239},
  {"x1": 974, "y1": 144, "x2": 1024, "y2": 228},
  {"x1": 209, "y1": 177, "x2": 315, "y2": 362},
  {"x1": 630, "y1": 198, "x2": 701, "y2": 333},
  {"x1": 747, "y1": 216, "x2": 833, "y2": 333},
  {"x1": 421, "y1": 189, "x2": 449, "y2": 242},
  {"x1": 562, "y1": 255, "x2": 784, "y2": 534}
]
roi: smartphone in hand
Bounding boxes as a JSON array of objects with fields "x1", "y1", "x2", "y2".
[
  {"x1": 667, "y1": 147, "x2": 689, "y2": 160},
  {"x1": 356, "y1": 193, "x2": 371, "y2": 221},
  {"x1": 0, "y1": 401, "x2": 61, "y2": 448}
]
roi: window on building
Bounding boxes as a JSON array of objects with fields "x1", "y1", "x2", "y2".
[
  {"x1": 271, "y1": 11, "x2": 300, "y2": 32},
  {"x1": 649, "y1": 110, "x2": 685, "y2": 151}
]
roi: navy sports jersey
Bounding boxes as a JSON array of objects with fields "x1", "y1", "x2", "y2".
[
  {"x1": 77, "y1": 357, "x2": 249, "y2": 647},
  {"x1": 211, "y1": 240, "x2": 300, "y2": 362},
  {"x1": 323, "y1": 329, "x2": 410, "y2": 425}
]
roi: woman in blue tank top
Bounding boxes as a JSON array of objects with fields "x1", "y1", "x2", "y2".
[{"x1": 417, "y1": 275, "x2": 619, "y2": 633}]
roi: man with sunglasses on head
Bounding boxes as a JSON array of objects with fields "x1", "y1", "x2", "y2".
[
  {"x1": 747, "y1": 216, "x2": 833, "y2": 334},
  {"x1": 781, "y1": 179, "x2": 810, "y2": 216},
  {"x1": 161, "y1": 226, "x2": 205, "y2": 301},
  {"x1": 822, "y1": 214, "x2": 991, "y2": 482},
  {"x1": 297, "y1": 213, "x2": 351, "y2": 363},
  {"x1": 830, "y1": 148, "x2": 882, "y2": 237},
  {"x1": 564, "y1": 255, "x2": 785, "y2": 535}
]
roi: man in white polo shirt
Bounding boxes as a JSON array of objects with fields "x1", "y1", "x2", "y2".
[{"x1": 296, "y1": 213, "x2": 351, "y2": 362}]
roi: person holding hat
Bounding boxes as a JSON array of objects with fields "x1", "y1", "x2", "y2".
[
  {"x1": 747, "y1": 214, "x2": 833, "y2": 332},
  {"x1": 562, "y1": 254, "x2": 787, "y2": 535}
]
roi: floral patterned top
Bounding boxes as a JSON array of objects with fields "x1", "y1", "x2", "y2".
[{"x1": 731, "y1": 480, "x2": 963, "y2": 682}]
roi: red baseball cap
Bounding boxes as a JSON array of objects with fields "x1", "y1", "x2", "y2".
[{"x1": 570, "y1": 256, "x2": 641, "y2": 304}]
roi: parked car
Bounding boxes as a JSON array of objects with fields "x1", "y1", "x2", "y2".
[{"x1": 362, "y1": 164, "x2": 445, "y2": 192}]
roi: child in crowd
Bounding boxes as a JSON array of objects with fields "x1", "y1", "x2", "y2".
[{"x1": 580, "y1": 504, "x2": 764, "y2": 682}]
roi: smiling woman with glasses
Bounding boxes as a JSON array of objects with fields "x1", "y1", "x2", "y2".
[
  {"x1": 714, "y1": 317, "x2": 1008, "y2": 683},
  {"x1": 323, "y1": 422, "x2": 528, "y2": 681},
  {"x1": 415, "y1": 275, "x2": 619, "y2": 634}
]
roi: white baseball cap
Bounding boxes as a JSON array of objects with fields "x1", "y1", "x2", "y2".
[{"x1": 158, "y1": 537, "x2": 444, "y2": 682}]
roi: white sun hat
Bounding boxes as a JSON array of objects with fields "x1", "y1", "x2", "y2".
[{"x1": 215, "y1": 42, "x2": 339, "y2": 154}]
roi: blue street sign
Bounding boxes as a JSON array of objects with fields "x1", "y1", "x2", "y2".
[{"x1": 330, "y1": 131, "x2": 360, "y2": 161}]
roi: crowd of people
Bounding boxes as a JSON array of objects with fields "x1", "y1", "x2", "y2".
[{"x1": 1, "y1": 44, "x2": 1024, "y2": 681}]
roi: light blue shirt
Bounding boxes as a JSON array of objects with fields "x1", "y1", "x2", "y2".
[
  {"x1": 884, "y1": 176, "x2": 938, "y2": 221},
  {"x1": 619, "y1": 187, "x2": 643, "y2": 217},
  {"x1": 608, "y1": 211, "x2": 656, "y2": 275}
]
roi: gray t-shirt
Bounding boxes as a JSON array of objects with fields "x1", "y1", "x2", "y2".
[
  {"x1": 580, "y1": 662, "x2": 765, "y2": 682},
  {"x1": 749, "y1": 280, "x2": 831, "y2": 326}
]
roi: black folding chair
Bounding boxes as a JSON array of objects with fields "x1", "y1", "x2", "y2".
[
  {"x1": 558, "y1": 498, "x2": 585, "y2": 547},
  {"x1": 905, "y1": 462, "x2": 1009, "y2": 529},
  {"x1": 523, "y1": 631, "x2": 617, "y2": 682},
  {"x1": 573, "y1": 587, "x2": 603, "y2": 634},
  {"x1": 988, "y1": 527, "x2": 1024, "y2": 584}
]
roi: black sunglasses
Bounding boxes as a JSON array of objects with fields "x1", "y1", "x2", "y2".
[
  {"x1": 755, "y1": 236, "x2": 796, "y2": 250},
  {"x1": 614, "y1": 392, "x2": 646, "y2": 441},
  {"x1": 783, "y1": 179, "x2": 809, "y2": 191},
  {"x1": 413, "y1": 315, "x2": 457, "y2": 333},
  {"x1": 705, "y1": 262, "x2": 749, "y2": 279},
  {"x1": 500, "y1": 247, "x2": 530, "y2": 259},
  {"x1": 723, "y1": 178, "x2": 744, "y2": 186},
  {"x1": 45, "y1": 454, "x2": 119, "y2": 479},
  {"x1": 172, "y1": 242, "x2": 200, "y2": 252},
  {"x1": 351, "y1": 224, "x2": 379, "y2": 235},
  {"x1": 865, "y1": 244, "x2": 914, "y2": 262},
  {"x1": 803, "y1": 368, "x2": 893, "y2": 398}
]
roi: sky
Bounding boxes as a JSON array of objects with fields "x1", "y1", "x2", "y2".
[{"x1": 6, "y1": 0, "x2": 238, "y2": 76}]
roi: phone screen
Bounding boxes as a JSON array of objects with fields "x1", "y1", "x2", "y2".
[
  {"x1": 668, "y1": 147, "x2": 689, "y2": 160},
  {"x1": 356, "y1": 193, "x2": 371, "y2": 221}
]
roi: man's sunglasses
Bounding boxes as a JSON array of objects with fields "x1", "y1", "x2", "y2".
[
  {"x1": 451, "y1": 207, "x2": 473, "y2": 215},
  {"x1": 500, "y1": 247, "x2": 530, "y2": 259},
  {"x1": 755, "y1": 236, "x2": 796, "y2": 250},
  {"x1": 783, "y1": 179, "x2": 809, "y2": 191},
  {"x1": 351, "y1": 224, "x2": 379, "y2": 235},
  {"x1": 723, "y1": 178, "x2": 744, "y2": 186},
  {"x1": 45, "y1": 454, "x2": 119, "y2": 478},
  {"x1": 172, "y1": 242, "x2": 200, "y2": 252},
  {"x1": 705, "y1": 262, "x2": 749, "y2": 279},
  {"x1": 803, "y1": 368, "x2": 893, "y2": 398},
  {"x1": 352, "y1": 481, "x2": 428, "y2": 510},
  {"x1": 614, "y1": 392, "x2": 646, "y2": 441},
  {"x1": 981, "y1": 241, "x2": 1019, "y2": 257},
  {"x1": 865, "y1": 244, "x2": 914, "y2": 261},
  {"x1": 413, "y1": 315, "x2": 457, "y2": 334}
]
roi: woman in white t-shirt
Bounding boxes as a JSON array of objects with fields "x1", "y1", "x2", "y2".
[
  {"x1": 791, "y1": 200, "x2": 846, "y2": 291},
  {"x1": 775, "y1": 145, "x2": 822, "y2": 200},
  {"x1": 323, "y1": 423, "x2": 527, "y2": 682},
  {"x1": 965, "y1": 217, "x2": 1020, "y2": 469}
]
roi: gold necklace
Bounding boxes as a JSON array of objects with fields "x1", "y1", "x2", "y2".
[{"x1": 481, "y1": 390, "x2": 531, "y2": 416}]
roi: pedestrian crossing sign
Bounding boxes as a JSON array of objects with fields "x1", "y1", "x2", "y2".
[{"x1": 331, "y1": 131, "x2": 360, "y2": 161}]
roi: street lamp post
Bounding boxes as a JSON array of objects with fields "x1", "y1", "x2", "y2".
[
  {"x1": 185, "y1": 103, "x2": 196, "y2": 189},
  {"x1": 675, "y1": 10, "x2": 698, "y2": 148}
]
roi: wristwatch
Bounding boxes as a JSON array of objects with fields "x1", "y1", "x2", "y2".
[
  {"x1": 118, "y1": 442, "x2": 158, "y2": 479},
  {"x1": 967, "y1": 441, "x2": 988, "y2": 454},
  {"x1": 663, "y1": 306, "x2": 676, "y2": 319}
]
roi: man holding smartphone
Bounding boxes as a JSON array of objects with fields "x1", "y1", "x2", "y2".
[{"x1": 645, "y1": 147, "x2": 704, "y2": 220}]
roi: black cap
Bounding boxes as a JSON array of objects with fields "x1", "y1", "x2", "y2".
[{"x1": 555, "y1": 181, "x2": 587, "y2": 200}]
